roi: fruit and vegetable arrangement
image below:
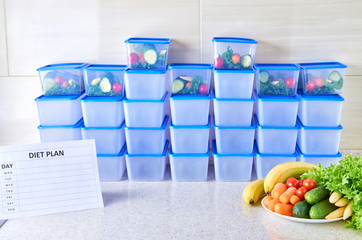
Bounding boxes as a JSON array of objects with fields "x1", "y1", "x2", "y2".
[
  {"x1": 128, "y1": 43, "x2": 167, "y2": 69},
  {"x1": 214, "y1": 46, "x2": 252, "y2": 69},
  {"x1": 257, "y1": 70, "x2": 297, "y2": 96},
  {"x1": 171, "y1": 75, "x2": 208, "y2": 96},
  {"x1": 243, "y1": 156, "x2": 361, "y2": 230},
  {"x1": 303, "y1": 71, "x2": 344, "y2": 95},
  {"x1": 87, "y1": 72, "x2": 123, "y2": 97},
  {"x1": 42, "y1": 71, "x2": 82, "y2": 95}
]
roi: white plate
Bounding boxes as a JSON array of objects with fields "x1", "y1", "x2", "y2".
[{"x1": 261, "y1": 196, "x2": 343, "y2": 223}]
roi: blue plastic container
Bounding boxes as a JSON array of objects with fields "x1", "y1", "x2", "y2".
[
  {"x1": 169, "y1": 146, "x2": 209, "y2": 181},
  {"x1": 36, "y1": 92, "x2": 84, "y2": 126},
  {"x1": 254, "y1": 63, "x2": 300, "y2": 96},
  {"x1": 213, "y1": 68, "x2": 255, "y2": 99},
  {"x1": 81, "y1": 95, "x2": 124, "y2": 127},
  {"x1": 123, "y1": 92, "x2": 167, "y2": 128},
  {"x1": 37, "y1": 63, "x2": 87, "y2": 96},
  {"x1": 125, "y1": 38, "x2": 171, "y2": 70},
  {"x1": 255, "y1": 116, "x2": 298, "y2": 154},
  {"x1": 297, "y1": 91, "x2": 344, "y2": 127},
  {"x1": 97, "y1": 144, "x2": 127, "y2": 181},
  {"x1": 212, "y1": 37, "x2": 257, "y2": 70},
  {"x1": 124, "y1": 68, "x2": 167, "y2": 100},
  {"x1": 212, "y1": 140, "x2": 253, "y2": 182},
  {"x1": 254, "y1": 143, "x2": 297, "y2": 179},
  {"x1": 81, "y1": 121, "x2": 126, "y2": 155},
  {"x1": 254, "y1": 90, "x2": 299, "y2": 127},
  {"x1": 169, "y1": 93, "x2": 210, "y2": 126},
  {"x1": 298, "y1": 62, "x2": 347, "y2": 95},
  {"x1": 82, "y1": 64, "x2": 126, "y2": 97},
  {"x1": 213, "y1": 94, "x2": 254, "y2": 126},
  {"x1": 169, "y1": 117, "x2": 210, "y2": 154},
  {"x1": 126, "y1": 140, "x2": 169, "y2": 181},
  {"x1": 125, "y1": 116, "x2": 168, "y2": 154},
  {"x1": 297, "y1": 118, "x2": 342, "y2": 155},
  {"x1": 38, "y1": 119, "x2": 83, "y2": 143},
  {"x1": 169, "y1": 63, "x2": 213, "y2": 96},
  {"x1": 214, "y1": 118, "x2": 255, "y2": 154},
  {"x1": 297, "y1": 145, "x2": 341, "y2": 167}
]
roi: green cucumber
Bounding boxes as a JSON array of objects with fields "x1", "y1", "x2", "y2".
[
  {"x1": 172, "y1": 79, "x2": 185, "y2": 94},
  {"x1": 333, "y1": 79, "x2": 343, "y2": 90},
  {"x1": 43, "y1": 78, "x2": 56, "y2": 92},
  {"x1": 258, "y1": 71, "x2": 270, "y2": 83},
  {"x1": 143, "y1": 44, "x2": 158, "y2": 65},
  {"x1": 293, "y1": 201, "x2": 311, "y2": 219},
  {"x1": 309, "y1": 199, "x2": 338, "y2": 219},
  {"x1": 328, "y1": 71, "x2": 342, "y2": 82},
  {"x1": 241, "y1": 54, "x2": 252, "y2": 68},
  {"x1": 305, "y1": 185, "x2": 330, "y2": 205}
]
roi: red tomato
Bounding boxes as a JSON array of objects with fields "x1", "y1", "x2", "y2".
[
  {"x1": 214, "y1": 57, "x2": 224, "y2": 68},
  {"x1": 303, "y1": 178, "x2": 317, "y2": 191},
  {"x1": 185, "y1": 82, "x2": 192, "y2": 89},
  {"x1": 129, "y1": 53, "x2": 139, "y2": 65},
  {"x1": 62, "y1": 81, "x2": 69, "y2": 87},
  {"x1": 285, "y1": 77, "x2": 296, "y2": 88},
  {"x1": 112, "y1": 82, "x2": 122, "y2": 93},
  {"x1": 314, "y1": 77, "x2": 324, "y2": 88},
  {"x1": 306, "y1": 81, "x2": 316, "y2": 92},
  {"x1": 296, "y1": 187, "x2": 308, "y2": 200},
  {"x1": 199, "y1": 84, "x2": 208, "y2": 94},
  {"x1": 232, "y1": 54, "x2": 240, "y2": 64},
  {"x1": 54, "y1": 75, "x2": 64, "y2": 85},
  {"x1": 299, "y1": 179, "x2": 306, "y2": 188},
  {"x1": 286, "y1": 177, "x2": 299, "y2": 188}
]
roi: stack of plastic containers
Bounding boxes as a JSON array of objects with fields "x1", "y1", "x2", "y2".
[
  {"x1": 81, "y1": 64, "x2": 127, "y2": 181},
  {"x1": 168, "y1": 63, "x2": 212, "y2": 181},
  {"x1": 211, "y1": 37, "x2": 258, "y2": 181},
  {"x1": 36, "y1": 63, "x2": 87, "y2": 143},
  {"x1": 123, "y1": 38, "x2": 171, "y2": 181},
  {"x1": 253, "y1": 63, "x2": 301, "y2": 179},
  {"x1": 297, "y1": 62, "x2": 346, "y2": 167}
]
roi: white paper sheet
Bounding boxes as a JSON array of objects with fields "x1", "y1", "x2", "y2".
[{"x1": 0, "y1": 140, "x2": 103, "y2": 219}]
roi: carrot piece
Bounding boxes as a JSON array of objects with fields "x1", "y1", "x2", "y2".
[
  {"x1": 269, "y1": 198, "x2": 280, "y2": 212},
  {"x1": 279, "y1": 187, "x2": 297, "y2": 204},
  {"x1": 274, "y1": 203, "x2": 294, "y2": 216},
  {"x1": 271, "y1": 183, "x2": 287, "y2": 200},
  {"x1": 290, "y1": 195, "x2": 301, "y2": 205},
  {"x1": 263, "y1": 196, "x2": 273, "y2": 209}
]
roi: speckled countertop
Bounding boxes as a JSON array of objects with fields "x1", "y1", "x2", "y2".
[{"x1": 0, "y1": 160, "x2": 361, "y2": 240}]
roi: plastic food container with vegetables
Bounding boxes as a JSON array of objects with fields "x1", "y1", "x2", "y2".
[
  {"x1": 125, "y1": 38, "x2": 171, "y2": 69},
  {"x1": 97, "y1": 144, "x2": 127, "y2": 181},
  {"x1": 212, "y1": 37, "x2": 257, "y2": 70},
  {"x1": 37, "y1": 63, "x2": 87, "y2": 96},
  {"x1": 82, "y1": 64, "x2": 126, "y2": 97},
  {"x1": 298, "y1": 62, "x2": 347, "y2": 95}
]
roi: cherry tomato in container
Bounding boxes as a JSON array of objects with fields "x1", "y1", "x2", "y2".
[
  {"x1": 232, "y1": 54, "x2": 240, "y2": 64},
  {"x1": 314, "y1": 77, "x2": 324, "y2": 88},
  {"x1": 112, "y1": 82, "x2": 122, "y2": 93},
  {"x1": 62, "y1": 81, "x2": 69, "y2": 87},
  {"x1": 199, "y1": 84, "x2": 208, "y2": 95},
  {"x1": 214, "y1": 57, "x2": 224, "y2": 68},
  {"x1": 286, "y1": 177, "x2": 299, "y2": 188},
  {"x1": 296, "y1": 186, "x2": 308, "y2": 200},
  {"x1": 54, "y1": 75, "x2": 64, "y2": 85},
  {"x1": 285, "y1": 77, "x2": 296, "y2": 88},
  {"x1": 129, "y1": 53, "x2": 139, "y2": 65},
  {"x1": 185, "y1": 82, "x2": 192, "y2": 89},
  {"x1": 303, "y1": 178, "x2": 317, "y2": 191},
  {"x1": 306, "y1": 81, "x2": 316, "y2": 92}
]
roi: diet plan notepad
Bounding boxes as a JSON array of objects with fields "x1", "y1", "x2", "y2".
[{"x1": 0, "y1": 140, "x2": 104, "y2": 219}]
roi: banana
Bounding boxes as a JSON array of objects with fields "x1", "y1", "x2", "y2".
[
  {"x1": 325, "y1": 207, "x2": 346, "y2": 219},
  {"x1": 329, "y1": 191, "x2": 343, "y2": 204},
  {"x1": 343, "y1": 200, "x2": 354, "y2": 220},
  {"x1": 243, "y1": 178, "x2": 266, "y2": 205},
  {"x1": 264, "y1": 162, "x2": 318, "y2": 195},
  {"x1": 335, "y1": 197, "x2": 349, "y2": 207}
]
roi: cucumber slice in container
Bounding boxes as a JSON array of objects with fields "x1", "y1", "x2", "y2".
[
  {"x1": 100, "y1": 77, "x2": 112, "y2": 93},
  {"x1": 172, "y1": 79, "x2": 185, "y2": 94},
  {"x1": 241, "y1": 54, "x2": 252, "y2": 68},
  {"x1": 143, "y1": 44, "x2": 158, "y2": 65},
  {"x1": 328, "y1": 71, "x2": 342, "y2": 82},
  {"x1": 258, "y1": 71, "x2": 270, "y2": 83}
]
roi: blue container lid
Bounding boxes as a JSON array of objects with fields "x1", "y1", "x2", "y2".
[
  {"x1": 81, "y1": 95, "x2": 124, "y2": 102},
  {"x1": 126, "y1": 140, "x2": 169, "y2": 157},
  {"x1": 296, "y1": 145, "x2": 342, "y2": 158},
  {"x1": 212, "y1": 37, "x2": 258, "y2": 44},
  {"x1": 298, "y1": 62, "x2": 347, "y2": 70},
  {"x1": 38, "y1": 118, "x2": 83, "y2": 129},
  {"x1": 169, "y1": 92, "x2": 211, "y2": 100},
  {"x1": 125, "y1": 116, "x2": 169, "y2": 130},
  {"x1": 213, "y1": 67, "x2": 256, "y2": 73},
  {"x1": 214, "y1": 117, "x2": 255, "y2": 129},
  {"x1": 255, "y1": 116, "x2": 299, "y2": 130},
  {"x1": 97, "y1": 143, "x2": 127, "y2": 157},
  {"x1": 37, "y1": 63, "x2": 87, "y2": 71},
  {"x1": 255, "y1": 142, "x2": 298, "y2": 157},
  {"x1": 125, "y1": 38, "x2": 171, "y2": 44},
  {"x1": 83, "y1": 64, "x2": 127, "y2": 71},
  {"x1": 169, "y1": 116, "x2": 211, "y2": 129},
  {"x1": 125, "y1": 68, "x2": 167, "y2": 74},
  {"x1": 35, "y1": 91, "x2": 85, "y2": 101},
  {"x1": 124, "y1": 91, "x2": 167, "y2": 103},
  {"x1": 254, "y1": 63, "x2": 300, "y2": 71},
  {"x1": 254, "y1": 90, "x2": 299, "y2": 102},
  {"x1": 168, "y1": 145, "x2": 210, "y2": 157},
  {"x1": 297, "y1": 118, "x2": 343, "y2": 130},
  {"x1": 81, "y1": 120, "x2": 125, "y2": 130},
  {"x1": 212, "y1": 140, "x2": 254, "y2": 157},
  {"x1": 297, "y1": 91, "x2": 344, "y2": 101},
  {"x1": 168, "y1": 63, "x2": 213, "y2": 69}
]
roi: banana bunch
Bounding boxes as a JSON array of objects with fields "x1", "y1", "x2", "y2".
[{"x1": 325, "y1": 191, "x2": 354, "y2": 219}]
